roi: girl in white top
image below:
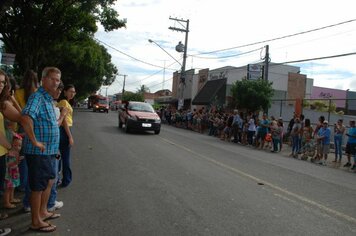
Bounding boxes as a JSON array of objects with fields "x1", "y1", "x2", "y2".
[{"x1": 247, "y1": 115, "x2": 256, "y2": 145}]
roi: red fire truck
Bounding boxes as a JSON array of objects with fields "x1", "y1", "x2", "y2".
[{"x1": 88, "y1": 94, "x2": 109, "y2": 113}]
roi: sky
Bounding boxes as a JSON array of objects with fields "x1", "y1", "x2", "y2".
[{"x1": 95, "y1": 0, "x2": 356, "y2": 96}]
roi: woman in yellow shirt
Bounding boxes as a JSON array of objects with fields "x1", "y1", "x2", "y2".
[
  {"x1": 57, "y1": 84, "x2": 75, "y2": 187},
  {"x1": 14, "y1": 70, "x2": 39, "y2": 110}
]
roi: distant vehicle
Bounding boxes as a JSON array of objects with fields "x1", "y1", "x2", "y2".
[
  {"x1": 118, "y1": 101, "x2": 161, "y2": 134},
  {"x1": 110, "y1": 100, "x2": 122, "y2": 111},
  {"x1": 88, "y1": 94, "x2": 109, "y2": 113}
]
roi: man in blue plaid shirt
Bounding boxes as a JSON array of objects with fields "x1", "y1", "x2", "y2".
[{"x1": 21, "y1": 67, "x2": 61, "y2": 233}]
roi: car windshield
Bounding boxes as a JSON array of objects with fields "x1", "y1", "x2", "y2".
[
  {"x1": 128, "y1": 103, "x2": 154, "y2": 113},
  {"x1": 98, "y1": 99, "x2": 107, "y2": 105}
]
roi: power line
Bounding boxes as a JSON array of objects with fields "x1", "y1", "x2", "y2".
[
  {"x1": 190, "y1": 47, "x2": 263, "y2": 59},
  {"x1": 192, "y1": 18, "x2": 356, "y2": 56},
  {"x1": 273, "y1": 51, "x2": 356, "y2": 65},
  {"x1": 125, "y1": 61, "x2": 178, "y2": 86},
  {"x1": 95, "y1": 38, "x2": 179, "y2": 71}
]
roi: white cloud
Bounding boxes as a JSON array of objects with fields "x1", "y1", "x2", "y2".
[{"x1": 97, "y1": 0, "x2": 356, "y2": 95}]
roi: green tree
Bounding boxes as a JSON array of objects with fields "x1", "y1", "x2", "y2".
[
  {"x1": 310, "y1": 100, "x2": 336, "y2": 113},
  {"x1": 0, "y1": 0, "x2": 126, "y2": 97},
  {"x1": 230, "y1": 79, "x2": 274, "y2": 112},
  {"x1": 123, "y1": 91, "x2": 144, "y2": 102},
  {"x1": 46, "y1": 35, "x2": 117, "y2": 99}
]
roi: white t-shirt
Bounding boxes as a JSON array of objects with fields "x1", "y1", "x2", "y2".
[{"x1": 248, "y1": 118, "x2": 256, "y2": 132}]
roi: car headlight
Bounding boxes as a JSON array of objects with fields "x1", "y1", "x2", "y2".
[
  {"x1": 154, "y1": 118, "x2": 161, "y2": 123},
  {"x1": 128, "y1": 115, "x2": 137, "y2": 121}
]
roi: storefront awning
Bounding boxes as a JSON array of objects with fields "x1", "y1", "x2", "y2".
[{"x1": 192, "y1": 78, "x2": 227, "y2": 105}]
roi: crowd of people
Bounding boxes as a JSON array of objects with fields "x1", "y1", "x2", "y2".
[
  {"x1": 159, "y1": 107, "x2": 356, "y2": 169},
  {"x1": 0, "y1": 67, "x2": 76, "y2": 235}
]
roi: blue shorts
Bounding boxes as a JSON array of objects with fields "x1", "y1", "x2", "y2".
[{"x1": 26, "y1": 154, "x2": 56, "y2": 191}]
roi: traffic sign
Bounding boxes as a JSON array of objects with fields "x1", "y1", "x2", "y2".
[{"x1": 1, "y1": 53, "x2": 16, "y2": 65}]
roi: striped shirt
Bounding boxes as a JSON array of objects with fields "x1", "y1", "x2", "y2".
[{"x1": 22, "y1": 87, "x2": 60, "y2": 155}]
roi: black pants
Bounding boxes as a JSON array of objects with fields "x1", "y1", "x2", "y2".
[{"x1": 0, "y1": 155, "x2": 6, "y2": 193}]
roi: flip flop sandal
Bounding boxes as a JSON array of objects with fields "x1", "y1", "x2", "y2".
[
  {"x1": 11, "y1": 198, "x2": 21, "y2": 203},
  {"x1": 43, "y1": 213, "x2": 61, "y2": 221},
  {"x1": 30, "y1": 223, "x2": 56, "y2": 233},
  {"x1": 4, "y1": 204, "x2": 16, "y2": 209},
  {"x1": 0, "y1": 213, "x2": 8, "y2": 220}
]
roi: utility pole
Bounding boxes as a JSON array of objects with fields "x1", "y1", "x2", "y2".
[
  {"x1": 169, "y1": 17, "x2": 189, "y2": 109},
  {"x1": 118, "y1": 74, "x2": 127, "y2": 100},
  {"x1": 163, "y1": 60, "x2": 166, "y2": 90},
  {"x1": 264, "y1": 45, "x2": 269, "y2": 81}
]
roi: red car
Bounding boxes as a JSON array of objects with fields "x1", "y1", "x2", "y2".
[{"x1": 118, "y1": 101, "x2": 161, "y2": 134}]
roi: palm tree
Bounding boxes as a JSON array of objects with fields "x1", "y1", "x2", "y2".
[{"x1": 137, "y1": 85, "x2": 150, "y2": 94}]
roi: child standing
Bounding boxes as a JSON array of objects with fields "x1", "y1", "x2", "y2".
[
  {"x1": 3, "y1": 134, "x2": 22, "y2": 208},
  {"x1": 271, "y1": 120, "x2": 282, "y2": 152}
]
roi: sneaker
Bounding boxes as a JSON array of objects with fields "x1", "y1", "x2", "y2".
[
  {"x1": 343, "y1": 162, "x2": 352, "y2": 167},
  {"x1": 0, "y1": 228, "x2": 11, "y2": 236},
  {"x1": 318, "y1": 160, "x2": 326, "y2": 166},
  {"x1": 351, "y1": 165, "x2": 356, "y2": 170},
  {"x1": 23, "y1": 206, "x2": 31, "y2": 213},
  {"x1": 48, "y1": 201, "x2": 64, "y2": 212}
]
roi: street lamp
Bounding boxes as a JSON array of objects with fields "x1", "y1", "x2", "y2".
[{"x1": 148, "y1": 39, "x2": 182, "y2": 66}]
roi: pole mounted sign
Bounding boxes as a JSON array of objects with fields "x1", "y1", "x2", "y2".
[
  {"x1": 1, "y1": 53, "x2": 16, "y2": 65},
  {"x1": 247, "y1": 64, "x2": 262, "y2": 80}
]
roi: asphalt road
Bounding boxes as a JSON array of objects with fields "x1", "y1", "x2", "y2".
[{"x1": 2, "y1": 108, "x2": 356, "y2": 235}]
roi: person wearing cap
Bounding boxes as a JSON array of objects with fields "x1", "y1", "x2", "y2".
[{"x1": 316, "y1": 120, "x2": 331, "y2": 165}]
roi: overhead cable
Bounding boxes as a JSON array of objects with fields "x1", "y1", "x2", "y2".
[{"x1": 193, "y1": 18, "x2": 356, "y2": 56}]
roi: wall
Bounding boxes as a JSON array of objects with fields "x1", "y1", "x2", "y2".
[
  {"x1": 311, "y1": 86, "x2": 347, "y2": 108},
  {"x1": 273, "y1": 90, "x2": 287, "y2": 100},
  {"x1": 172, "y1": 71, "x2": 179, "y2": 98},
  {"x1": 208, "y1": 66, "x2": 244, "y2": 85},
  {"x1": 208, "y1": 64, "x2": 306, "y2": 93},
  {"x1": 287, "y1": 73, "x2": 306, "y2": 99},
  {"x1": 182, "y1": 69, "x2": 195, "y2": 99},
  {"x1": 305, "y1": 78, "x2": 314, "y2": 99},
  {"x1": 347, "y1": 90, "x2": 356, "y2": 114},
  {"x1": 269, "y1": 64, "x2": 300, "y2": 91}
]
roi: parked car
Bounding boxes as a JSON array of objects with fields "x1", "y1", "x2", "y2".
[{"x1": 118, "y1": 101, "x2": 161, "y2": 134}]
